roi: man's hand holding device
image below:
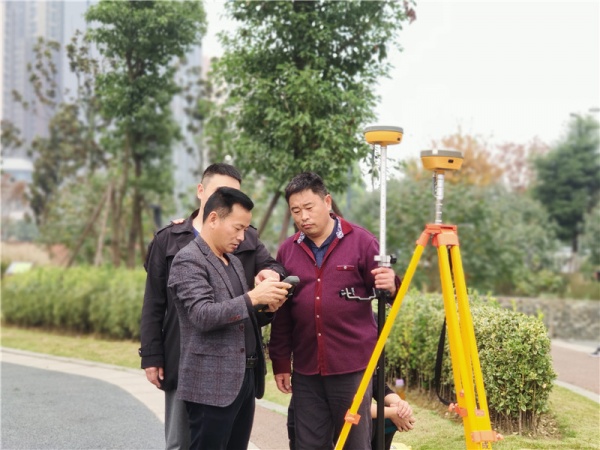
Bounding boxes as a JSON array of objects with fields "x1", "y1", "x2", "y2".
[{"x1": 255, "y1": 275, "x2": 299, "y2": 313}]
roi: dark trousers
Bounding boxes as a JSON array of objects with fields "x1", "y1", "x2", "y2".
[
  {"x1": 165, "y1": 389, "x2": 190, "y2": 450},
  {"x1": 291, "y1": 371, "x2": 372, "y2": 450},
  {"x1": 288, "y1": 398, "x2": 395, "y2": 450},
  {"x1": 185, "y1": 369, "x2": 255, "y2": 450}
]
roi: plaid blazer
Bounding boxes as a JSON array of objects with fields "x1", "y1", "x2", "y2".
[{"x1": 168, "y1": 234, "x2": 265, "y2": 406}]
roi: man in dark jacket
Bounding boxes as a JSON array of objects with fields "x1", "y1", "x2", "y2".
[{"x1": 139, "y1": 164, "x2": 285, "y2": 450}]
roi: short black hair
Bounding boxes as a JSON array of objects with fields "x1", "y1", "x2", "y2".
[
  {"x1": 203, "y1": 187, "x2": 254, "y2": 222},
  {"x1": 201, "y1": 163, "x2": 242, "y2": 186},
  {"x1": 284, "y1": 172, "x2": 329, "y2": 203}
]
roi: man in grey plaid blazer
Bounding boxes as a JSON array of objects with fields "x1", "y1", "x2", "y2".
[{"x1": 168, "y1": 187, "x2": 291, "y2": 450}]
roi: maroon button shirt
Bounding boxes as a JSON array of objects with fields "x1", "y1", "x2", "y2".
[{"x1": 269, "y1": 216, "x2": 396, "y2": 376}]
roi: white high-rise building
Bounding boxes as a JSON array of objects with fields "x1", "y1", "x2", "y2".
[{"x1": 2, "y1": 1, "x2": 65, "y2": 155}]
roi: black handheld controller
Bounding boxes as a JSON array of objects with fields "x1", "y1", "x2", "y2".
[
  {"x1": 282, "y1": 275, "x2": 300, "y2": 297},
  {"x1": 257, "y1": 275, "x2": 299, "y2": 313}
]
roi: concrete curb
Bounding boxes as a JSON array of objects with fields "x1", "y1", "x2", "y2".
[
  {"x1": 554, "y1": 380, "x2": 599, "y2": 403},
  {"x1": 551, "y1": 338, "x2": 599, "y2": 354}
]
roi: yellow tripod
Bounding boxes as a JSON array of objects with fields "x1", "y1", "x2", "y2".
[{"x1": 335, "y1": 129, "x2": 502, "y2": 450}]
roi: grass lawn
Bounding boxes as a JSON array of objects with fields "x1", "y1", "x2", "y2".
[{"x1": 2, "y1": 324, "x2": 599, "y2": 449}]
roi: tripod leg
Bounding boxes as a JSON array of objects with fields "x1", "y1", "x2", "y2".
[
  {"x1": 437, "y1": 244, "x2": 483, "y2": 449},
  {"x1": 450, "y1": 246, "x2": 493, "y2": 441},
  {"x1": 334, "y1": 242, "x2": 426, "y2": 450},
  {"x1": 438, "y1": 243, "x2": 496, "y2": 449}
]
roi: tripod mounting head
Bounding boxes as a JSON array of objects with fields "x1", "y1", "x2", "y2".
[
  {"x1": 364, "y1": 125, "x2": 404, "y2": 147},
  {"x1": 421, "y1": 149, "x2": 463, "y2": 172},
  {"x1": 421, "y1": 150, "x2": 463, "y2": 224}
]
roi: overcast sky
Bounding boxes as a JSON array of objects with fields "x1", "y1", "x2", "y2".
[{"x1": 202, "y1": 1, "x2": 600, "y2": 161}]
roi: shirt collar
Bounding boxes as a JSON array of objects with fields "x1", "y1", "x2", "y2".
[{"x1": 297, "y1": 214, "x2": 344, "y2": 244}]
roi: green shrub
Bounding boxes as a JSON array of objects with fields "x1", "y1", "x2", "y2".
[
  {"x1": 88, "y1": 269, "x2": 145, "y2": 339},
  {"x1": 1, "y1": 260, "x2": 10, "y2": 278},
  {"x1": 385, "y1": 291, "x2": 448, "y2": 391},
  {"x1": 473, "y1": 304, "x2": 555, "y2": 433},
  {"x1": 514, "y1": 269, "x2": 566, "y2": 297},
  {"x1": 1, "y1": 268, "x2": 56, "y2": 326},
  {"x1": 50, "y1": 267, "x2": 104, "y2": 332},
  {"x1": 386, "y1": 290, "x2": 555, "y2": 434},
  {"x1": 1, "y1": 266, "x2": 145, "y2": 339},
  {"x1": 562, "y1": 272, "x2": 600, "y2": 300}
]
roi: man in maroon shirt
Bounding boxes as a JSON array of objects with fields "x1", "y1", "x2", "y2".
[{"x1": 269, "y1": 172, "x2": 400, "y2": 449}]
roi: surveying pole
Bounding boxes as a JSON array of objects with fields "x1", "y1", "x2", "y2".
[
  {"x1": 366, "y1": 126, "x2": 403, "y2": 450},
  {"x1": 335, "y1": 141, "x2": 502, "y2": 449},
  {"x1": 340, "y1": 126, "x2": 403, "y2": 450},
  {"x1": 339, "y1": 126, "x2": 402, "y2": 450}
]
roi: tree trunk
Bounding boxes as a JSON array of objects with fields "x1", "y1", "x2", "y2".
[
  {"x1": 257, "y1": 191, "x2": 281, "y2": 236},
  {"x1": 138, "y1": 200, "x2": 147, "y2": 265},
  {"x1": 569, "y1": 235, "x2": 579, "y2": 272},
  {"x1": 127, "y1": 157, "x2": 143, "y2": 268},
  {"x1": 278, "y1": 208, "x2": 291, "y2": 246},
  {"x1": 111, "y1": 133, "x2": 131, "y2": 267},
  {"x1": 126, "y1": 192, "x2": 140, "y2": 268},
  {"x1": 111, "y1": 172, "x2": 128, "y2": 266},
  {"x1": 94, "y1": 182, "x2": 112, "y2": 266},
  {"x1": 110, "y1": 187, "x2": 119, "y2": 266},
  {"x1": 331, "y1": 198, "x2": 344, "y2": 218},
  {"x1": 67, "y1": 184, "x2": 110, "y2": 267}
]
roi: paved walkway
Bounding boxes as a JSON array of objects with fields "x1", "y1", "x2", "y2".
[
  {"x1": 1, "y1": 339, "x2": 598, "y2": 449},
  {"x1": 1, "y1": 361, "x2": 164, "y2": 449},
  {"x1": 550, "y1": 339, "x2": 600, "y2": 402},
  {"x1": 0, "y1": 348, "x2": 290, "y2": 449}
]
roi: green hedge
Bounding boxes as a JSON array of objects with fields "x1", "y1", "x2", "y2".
[
  {"x1": 386, "y1": 290, "x2": 556, "y2": 433},
  {"x1": 2, "y1": 268, "x2": 555, "y2": 432},
  {"x1": 1, "y1": 266, "x2": 145, "y2": 339}
]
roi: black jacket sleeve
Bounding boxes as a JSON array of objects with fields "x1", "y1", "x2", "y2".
[
  {"x1": 235, "y1": 226, "x2": 286, "y2": 329},
  {"x1": 139, "y1": 234, "x2": 168, "y2": 369}
]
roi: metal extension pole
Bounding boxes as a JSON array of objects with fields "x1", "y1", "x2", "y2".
[
  {"x1": 375, "y1": 142, "x2": 388, "y2": 450},
  {"x1": 379, "y1": 144, "x2": 388, "y2": 264},
  {"x1": 434, "y1": 170, "x2": 444, "y2": 224}
]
